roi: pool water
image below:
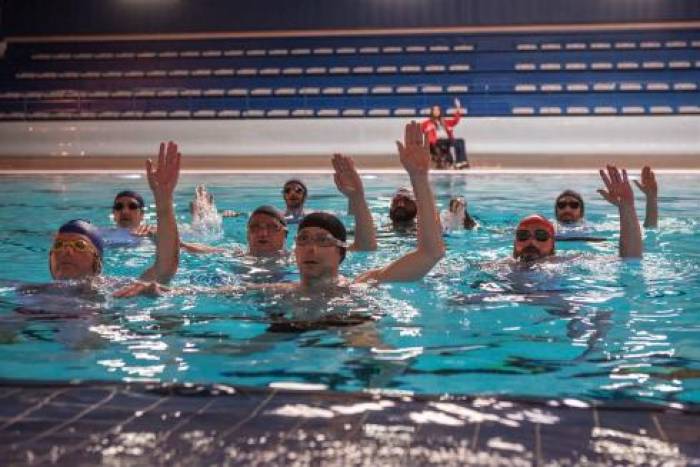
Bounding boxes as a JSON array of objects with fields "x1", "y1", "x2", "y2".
[{"x1": 0, "y1": 172, "x2": 698, "y2": 407}]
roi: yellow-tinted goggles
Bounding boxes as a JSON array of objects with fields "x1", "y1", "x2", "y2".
[{"x1": 52, "y1": 238, "x2": 94, "y2": 252}]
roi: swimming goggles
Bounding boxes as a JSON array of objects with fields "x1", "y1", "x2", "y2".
[
  {"x1": 52, "y1": 238, "x2": 95, "y2": 252},
  {"x1": 113, "y1": 201, "x2": 140, "y2": 211},
  {"x1": 556, "y1": 200, "x2": 580, "y2": 210},
  {"x1": 516, "y1": 229, "x2": 551, "y2": 242}
]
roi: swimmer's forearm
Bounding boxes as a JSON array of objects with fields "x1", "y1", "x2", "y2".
[
  {"x1": 411, "y1": 173, "x2": 445, "y2": 261},
  {"x1": 180, "y1": 241, "x2": 225, "y2": 254},
  {"x1": 366, "y1": 174, "x2": 445, "y2": 283},
  {"x1": 618, "y1": 203, "x2": 643, "y2": 258},
  {"x1": 348, "y1": 192, "x2": 377, "y2": 251},
  {"x1": 153, "y1": 196, "x2": 180, "y2": 283},
  {"x1": 644, "y1": 194, "x2": 658, "y2": 228}
]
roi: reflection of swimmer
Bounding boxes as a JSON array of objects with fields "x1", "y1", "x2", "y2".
[{"x1": 441, "y1": 196, "x2": 478, "y2": 233}]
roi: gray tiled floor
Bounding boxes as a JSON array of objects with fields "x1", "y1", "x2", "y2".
[{"x1": 0, "y1": 382, "x2": 698, "y2": 466}]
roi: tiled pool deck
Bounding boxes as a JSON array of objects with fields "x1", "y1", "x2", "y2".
[{"x1": 0, "y1": 381, "x2": 697, "y2": 465}]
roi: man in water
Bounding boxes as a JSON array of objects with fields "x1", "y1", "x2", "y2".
[
  {"x1": 0, "y1": 143, "x2": 181, "y2": 348},
  {"x1": 116, "y1": 121, "x2": 444, "y2": 298},
  {"x1": 389, "y1": 187, "x2": 418, "y2": 231},
  {"x1": 51, "y1": 142, "x2": 181, "y2": 285},
  {"x1": 441, "y1": 196, "x2": 478, "y2": 233},
  {"x1": 516, "y1": 165, "x2": 642, "y2": 264},
  {"x1": 282, "y1": 178, "x2": 308, "y2": 223},
  {"x1": 555, "y1": 165, "x2": 658, "y2": 240},
  {"x1": 180, "y1": 153, "x2": 377, "y2": 257},
  {"x1": 554, "y1": 189, "x2": 585, "y2": 226},
  {"x1": 97, "y1": 190, "x2": 155, "y2": 246}
]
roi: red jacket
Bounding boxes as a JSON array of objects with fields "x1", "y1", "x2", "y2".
[{"x1": 421, "y1": 112, "x2": 461, "y2": 145}]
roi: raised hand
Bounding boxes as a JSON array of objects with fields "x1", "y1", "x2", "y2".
[
  {"x1": 113, "y1": 280, "x2": 169, "y2": 298},
  {"x1": 147, "y1": 141, "x2": 181, "y2": 201},
  {"x1": 396, "y1": 121, "x2": 431, "y2": 177},
  {"x1": 597, "y1": 165, "x2": 635, "y2": 208},
  {"x1": 633, "y1": 166, "x2": 658, "y2": 198},
  {"x1": 130, "y1": 224, "x2": 157, "y2": 237},
  {"x1": 140, "y1": 141, "x2": 181, "y2": 284},
  {"x1": 332, "y1": 153, "x2": 364, "y2": 198}
]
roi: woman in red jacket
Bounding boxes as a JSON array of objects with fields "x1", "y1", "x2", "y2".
[{"x1": 420, "y1": 99, "x2": 469, "y2": 169}]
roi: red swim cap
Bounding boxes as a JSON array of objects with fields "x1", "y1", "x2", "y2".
[{"x1": 516, "y1": 215, "x2": 555, "y2": 237}]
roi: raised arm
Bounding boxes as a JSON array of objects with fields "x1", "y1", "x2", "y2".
[
  {"x1": 446, "y1": 98, "x2": 463, "y2": 126},
  {"x1": 332, "y1": 153, "x2": 377, "y2": 251},
  {"x1": 598, "y1": 165, "x2": 643, "y2": 258},
  {"x1": 356, "y1": 122, "x2": 445, "y2": 283},
  {"x1": 140, "y1": 142, "x2": 181, "y2": 283},
  {"x1": 634, "y1": 166, "x2": 658, "y2": 228}
]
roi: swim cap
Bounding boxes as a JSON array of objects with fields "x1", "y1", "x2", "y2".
[
  {"x1": 555, "y1": 190, "x2": 585, "y2": 216},
  {"x1": 298, "y1": 212, "x2": 347, "y2": 262},
  {"x1": 283, "y1": 179, "x2": 308, "y2": 200},
  {"x1": 249, "y1": 205, "x2": 287, "y2": 227},
  {"x1": 516, "y1": 215, "x2": 555, "y2": 238},
  {"x1": 114, "y1": 190, "x2": 145, "y2": 208},
  {"x1": 57, "y1": 219, "x2": 104, "y2": 257},
  {"x1": 393, "y1": 187, "x2": 415, "y2": 201}
]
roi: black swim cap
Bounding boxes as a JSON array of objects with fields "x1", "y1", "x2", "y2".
[
  {"x1": 249, "y1": 205, "x2": 287, "y2": 227},
  {"x1": 114, "y1": 190, "x2": 145, "y2": 208},
  {"x1": 57, "y1": 219, "x2": 104, "y2": 258},
  {"x1": 298, "y1": 212, "x2": 347, "y2": 262},
  {"x1": 555, "y1": 190, "x2": 585, "y2": 216},
  {"x1": 283, "y1": 179, "x2": 308, "y2": 200}
]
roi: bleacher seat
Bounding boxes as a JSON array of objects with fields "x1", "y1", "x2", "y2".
[{"x1": 1, "y1": 28, "x2": 696, "y2": 120}]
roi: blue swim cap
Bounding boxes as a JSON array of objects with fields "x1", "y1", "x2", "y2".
[
  {"x1": 57, "y1": 219, "x2": 104, "y2": 258},
  {"x1": 114, "y1": 190, "x2": 145, "y2": 208}
]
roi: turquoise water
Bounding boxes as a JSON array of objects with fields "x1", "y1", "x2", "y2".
[{"x1": 0, "y1": 173, "x2": 698, "y2": 406}]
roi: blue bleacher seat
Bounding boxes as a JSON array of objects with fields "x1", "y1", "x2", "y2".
[{"x1": 0, "y1": 28, "x2": 697, "y2": 120}]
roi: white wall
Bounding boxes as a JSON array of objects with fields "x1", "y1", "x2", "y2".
[{"x1": 0, "y1": 116, "x2": 698, "y2": 158}]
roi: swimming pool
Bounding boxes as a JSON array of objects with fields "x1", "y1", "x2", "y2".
[{"x1": 0, "y1": 172, "x2": 698, "y2": 408}]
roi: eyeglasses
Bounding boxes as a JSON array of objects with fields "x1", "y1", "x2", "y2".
[
  {"x1": 113, "y1": 202, "x2": 140, "y2": 211},
  {"x1": 556, "y1": 200, "x2": 580, "y2": 210},
  {"x1": 283, "y1": 186, "x2": 305, "y2": 195},
  {"x1": 52, "y1": 238, "x2": 94, "y2": 252},
  {"x1": 249, "y1": 222, "x2": 285, "y2": 233},
  {"x1": 295, "y1": 232, "x2": 345, "y2": 248},
  {"x1": 516, "y1": 229, "x2": 551, "y2": 242}
]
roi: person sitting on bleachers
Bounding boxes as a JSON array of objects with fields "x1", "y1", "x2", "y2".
[{"x1": 420, "y1": 98, "x2": 469, "y2": 169}]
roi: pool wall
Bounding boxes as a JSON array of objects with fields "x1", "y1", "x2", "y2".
[{"x1": 0, "y1": 116, "x2": 698, "y2": 160}]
